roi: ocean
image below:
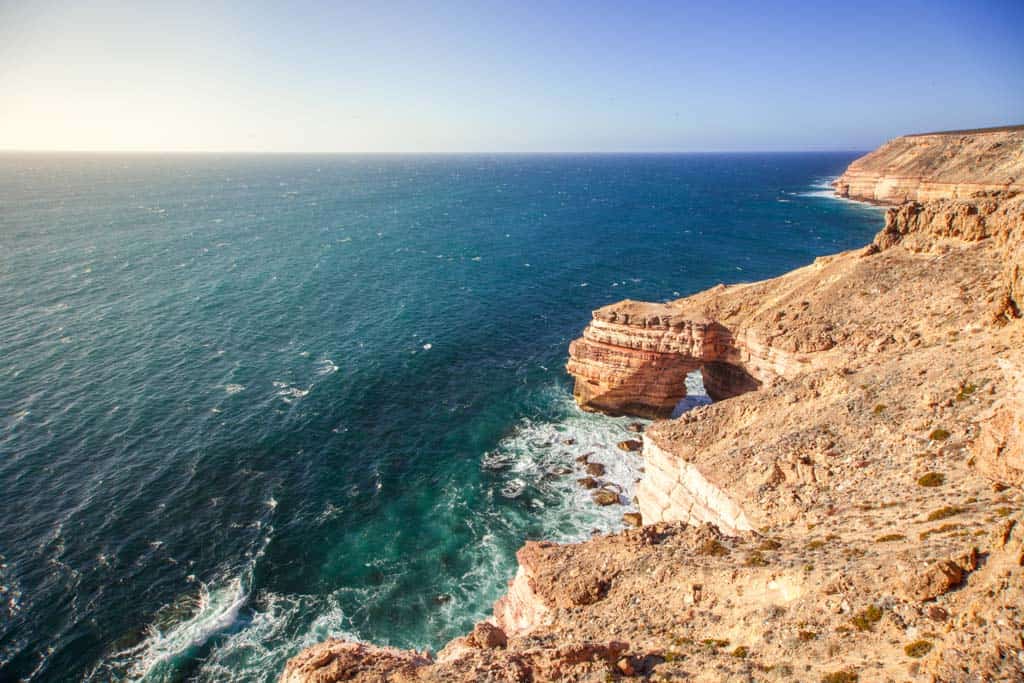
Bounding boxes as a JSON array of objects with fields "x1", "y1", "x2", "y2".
[{"x1": 0, "y1": 153, "x2": 883, "y2": 681}]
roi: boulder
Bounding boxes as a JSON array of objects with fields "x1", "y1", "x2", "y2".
[
  {"x1": 901, "y1": 559, "x2": 964, "y2": 601},
  {"x1": 622, "y1": 512, "x2": 642, "y2": 527},
  {"x1": 470, "y1": 622, "x2": 507, "y2": 649}
]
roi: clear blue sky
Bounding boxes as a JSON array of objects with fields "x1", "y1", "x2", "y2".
[{"x1": 1, "y1": 0, "x2": 1021, "y2": 152}]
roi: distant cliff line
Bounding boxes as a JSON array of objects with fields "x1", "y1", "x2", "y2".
[
  {"x1": 834, "y1": 125, "x2": 1024, "y2": 203},
  {"x1": 904, "y1": 123, "x2": 1024, "y2": 137}
]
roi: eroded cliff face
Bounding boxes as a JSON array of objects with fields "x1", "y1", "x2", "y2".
[
  {"x1": 565, "y1": 281, "x2": 841, "y2": 417},
  {"x1": 564, "y1": 302, "x2": 764, "y2": 417},
  {"x1": 282, "y1": 141, "x2": 1024, "y2": 683},
  {"x1": 833, "y1": 126, "x2": 1024, "y2": 203}
]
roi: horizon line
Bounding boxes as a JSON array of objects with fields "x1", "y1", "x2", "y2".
[{"x1": 0, "y1": 148, "x2": 871, "y2": 156}]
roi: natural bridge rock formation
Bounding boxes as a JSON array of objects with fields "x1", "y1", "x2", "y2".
[
  {"x1": 566, "y1": 285, "x2": 840, "y2": 419},
  {"x1": 566, "y1": 301, "x2": 761, "y2": 418}
]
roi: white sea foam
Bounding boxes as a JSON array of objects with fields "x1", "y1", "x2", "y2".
[
  {"x1": 315, "y1": 359, "x2": 338, "y2": 376},
  {"x1": 225, "y1": 384, "x2": 245, "y2": 395},
  {"x1": 671, "y1": 371, "x2": 713, "y2": 417},
  {"x1": 272, "y1": 381, "x2": 310, "y2": 403},
  {"x1": 799, "y1": 176, "x2": 886, "y2": 209},
  {"x1": 96, "y1": 577, "x2": 248, "y2": 681},
  {"x1": 91, "y1": 535, "x2": 274, "y2": 682},
  {"x1": 482, "y1": 388, "x2": 648, "y2": 541},
  {"x1": 195, "y1": 593, "x2": 359, "y2": 681}
]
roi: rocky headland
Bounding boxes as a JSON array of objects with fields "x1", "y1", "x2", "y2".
[
  {"x1": 832, "y1": 125, "x2": 1024, "y2": 203},
  {"x1": 283, "y1": 128, "x2": 1024, "y2": 682}
]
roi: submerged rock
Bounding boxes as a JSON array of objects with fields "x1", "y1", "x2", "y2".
[
  {"x1": 591, "y1": 489, "x2": 620, "y2": 506},
  {"x1": 617, "y1": 439, "x2": 642, "y2": 452}
]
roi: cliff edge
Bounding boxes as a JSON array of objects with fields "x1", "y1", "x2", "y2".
[
  {"x1": 283, "y1": 133, "x2": 1024, "y2": 682},
  {"x1": 833, "y1": 125, "x2": 1024, "y2": 203}
]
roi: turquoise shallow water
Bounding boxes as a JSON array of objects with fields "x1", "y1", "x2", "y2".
[{"x1": 0, "y1": 153, "x2": 883, "y2": 681}]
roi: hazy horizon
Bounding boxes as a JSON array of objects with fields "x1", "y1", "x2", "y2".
[{"x1": 2, "y1": 0, "x2": 1022, "y2": 154}]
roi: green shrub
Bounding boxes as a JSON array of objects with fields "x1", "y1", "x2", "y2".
[
  {"x1": 927, "y1": 505, "x2": 965, "y2": 521},
  {"x1": 851, "y1": 605, "x2": 883, "y2": 631},
  {"x1": 955, "y1": 384, "x2": 976, "y2": 401},
  {"x1": 745, "y1": 552, "x2": 769, "y2": 566},
  {"x1": 875, "y1": 533, "x2": 906, "y2": 543},
  {"x1": 904, "y1": 640, "x2": 933, "y2": 658},
  {"x1": 698, "y1": 538, "x2": 729, "y2": 556},
  {"x1": 917, "y1": 472, "x2": 944, "y2": 487}
]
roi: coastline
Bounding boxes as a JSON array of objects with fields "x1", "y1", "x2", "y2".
[{"x1": 285, "y1": 128, "x2": 1024, "y2": 682}]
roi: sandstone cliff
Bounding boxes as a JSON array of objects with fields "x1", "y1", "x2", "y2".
[
  {"x1": 282, "y1": 138, "x2": 1024, "y2": 682},
  {"x1": 833, "y1": 125, "x2": 1024, "y2": 203}
]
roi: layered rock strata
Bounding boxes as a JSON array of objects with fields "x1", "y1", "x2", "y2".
[
  {"x1": 565, "y1": 299, "x2": 813, "y2": 417},
  {"x1": 833, "y1": 125, "x2": 1024, "y2": 202},
  {"x1": 283, "y1": 140, "x2": 1024, "y2": 682}
]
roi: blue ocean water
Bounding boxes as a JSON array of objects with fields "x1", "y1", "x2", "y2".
[{"x1": 0, "y1": 153, "x2": 883, "y2": 681}]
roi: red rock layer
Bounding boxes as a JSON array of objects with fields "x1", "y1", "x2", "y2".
[{"x1": 565, "y1": 301, "x2": 766, "y2": 417}]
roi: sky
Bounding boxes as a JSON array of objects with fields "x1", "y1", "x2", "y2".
[{"x1": 0, "y1": 0, "x2": 1022, "y2": 153}]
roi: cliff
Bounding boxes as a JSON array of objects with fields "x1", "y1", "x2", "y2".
[
  {"x1": 282, "y1": 138, "x2": 1024, "y2": 682},
  {"x1": 833, "y1": 125, "x2": 1024, "y2": 203}
]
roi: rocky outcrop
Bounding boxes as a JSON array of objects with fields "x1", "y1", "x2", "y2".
[
  {"x1": 834, "y1": 125, "x2": 1024, "y2": 203},
  {"x1": 279, "y1": 641, "x2": 431, "y2": 683},
  {"x1": 565, "y1": 296, "x2": 821, "y2": 417},
  {"x1": 869, "y1": 191, "x2": 1024, "y2": 322},
  {"x1": 282, "y1": 135, "x2": 1024, "y2": 683},
  {"x1": 871, "y1": 191, "x2": 1024, "y2": 252},
  {"x1": 972, "y1": 356, "x2": 1024, "y2": 487}
]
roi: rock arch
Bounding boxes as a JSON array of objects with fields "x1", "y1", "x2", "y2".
[{"x1": 566, "y1": 300, "x2": 762, "y2": 418}]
